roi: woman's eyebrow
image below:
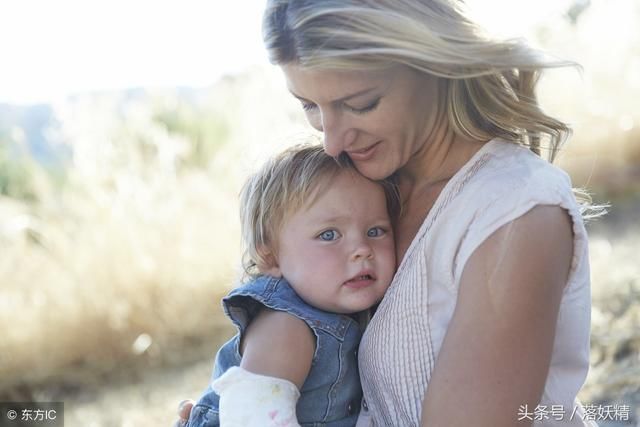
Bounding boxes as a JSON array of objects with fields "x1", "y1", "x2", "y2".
[{"x1": 289, "y1": 86, "x2": 379, "y2": 104}]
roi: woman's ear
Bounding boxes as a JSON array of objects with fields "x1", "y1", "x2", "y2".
[{"x1": 256, "y1": 245, "x2": 282, "y2": 278}]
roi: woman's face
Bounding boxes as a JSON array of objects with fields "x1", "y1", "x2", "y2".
[{"x1": 282, "y1": 64, "x2": 441, "y2": 180}]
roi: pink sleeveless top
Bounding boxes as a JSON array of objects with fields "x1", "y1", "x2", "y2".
[{"x1": 357, "y1": 139, "x2": 596, "y2": 426}]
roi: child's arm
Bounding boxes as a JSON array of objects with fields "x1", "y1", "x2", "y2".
[
  {"x1": 240, "y1": 308, "x2": 315, "y2": 389},
  {"x1": 213, "y1": 308, "x2": 316, "y2": 426}
]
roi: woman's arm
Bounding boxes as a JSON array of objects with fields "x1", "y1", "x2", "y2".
[{"x1": 421, "y1": 205, "x2": 574, "y2": 427}]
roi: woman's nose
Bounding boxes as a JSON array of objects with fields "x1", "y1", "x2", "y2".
[{"x1": 319, "y1": 110, "x2": 356, "y2": 157}]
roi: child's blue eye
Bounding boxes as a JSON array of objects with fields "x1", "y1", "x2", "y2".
[
  {"x1": 318, "y1": 230, "x2": 339, "y2": 241},
  {"x1": 367, "y1": 227, "x2": 385, "y2": 237}
]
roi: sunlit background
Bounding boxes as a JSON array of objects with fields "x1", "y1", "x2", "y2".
[{"x1": 0, "y1": 1, "x2": 638, "y2": 426}]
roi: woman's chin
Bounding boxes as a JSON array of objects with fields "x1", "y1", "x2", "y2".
[{"x1": 353, "y1": 161, "x2": 393, "y2": 181}]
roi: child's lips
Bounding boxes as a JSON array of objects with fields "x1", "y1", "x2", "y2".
[{"x1": 343, "y1": 271, "x2": 377, "y2": 288}]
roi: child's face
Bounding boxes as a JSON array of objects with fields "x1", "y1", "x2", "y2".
[{"x1": 266, "y1": 170, "x2": 396, "y2": 313}]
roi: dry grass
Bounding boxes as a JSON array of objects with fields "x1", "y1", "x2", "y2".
[
  {"x1": 0, "y1": 121, "x2": 239, "y2": 395},
  {"x1": 581, "y1": 223, "x2": 640, "y2": 412},
  {"x1": 0, "y1": 68, "x2": 308, "y2": 397}
]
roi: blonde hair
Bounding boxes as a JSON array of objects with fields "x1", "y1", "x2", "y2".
[
  {"x1": 263, "y1": 0, "x2": 574, "y2": 162},
  {"x1": 240, "y1": 140, "x2": 401, "y2": 279}
]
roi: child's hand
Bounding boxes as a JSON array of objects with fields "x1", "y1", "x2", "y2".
[{"x1": 173, "y1": 399, "x2": 194, "y2": 427}]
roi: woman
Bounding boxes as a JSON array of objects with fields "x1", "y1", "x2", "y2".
[{"x1": 178, "y1": 0, "x2": 598, "y2": 425}]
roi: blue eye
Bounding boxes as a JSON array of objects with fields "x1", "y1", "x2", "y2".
[
  {"x1": 318, "y1": 230, "x2": 339, "y2": 241},
  {"x1": 367, "y1": 227, "x2": 385, "y2": 237}
]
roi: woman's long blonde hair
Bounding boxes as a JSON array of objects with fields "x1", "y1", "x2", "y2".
[{"x1": 263, "y1": 0, "x2": 574, "y2": 162}]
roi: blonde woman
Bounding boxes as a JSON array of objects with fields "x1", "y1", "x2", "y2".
[{"x1": 178, "y1": 1, "x2": 599, "y2": 425}]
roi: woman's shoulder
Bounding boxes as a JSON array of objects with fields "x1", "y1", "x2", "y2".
[
  {"x1": 445, "y1": 139, "x2": 583, "y2": 228},
  {"x1": 432, "y1": 139, "x2": 588, "y2": 290},
  {"x1": 470, "y1": 139, "x2": 572, "y2": 194},
  {"x1": 447, "y1": 139, "x2": 577, "y2": 219}
]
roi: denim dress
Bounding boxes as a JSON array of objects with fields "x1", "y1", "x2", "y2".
[{"x1": 186, "y1": 275, "x2": 363, "y2": 427}]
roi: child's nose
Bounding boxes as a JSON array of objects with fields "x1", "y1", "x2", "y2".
[{"x1": 351, "y1": 240, "x2": 374, "y2": 261}]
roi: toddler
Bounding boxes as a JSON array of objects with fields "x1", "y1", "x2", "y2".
[{"x1": 186, "y1": 143, "x2": 399, "y2": 426}]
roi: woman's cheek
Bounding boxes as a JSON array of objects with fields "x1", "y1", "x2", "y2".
[{"x1": 305, "y1": 111, "x2": 323, "y2": 132}]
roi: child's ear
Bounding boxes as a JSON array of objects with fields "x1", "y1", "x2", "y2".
[{"x1": 256, "y1": 245, "x2": 282, "y2": 278}]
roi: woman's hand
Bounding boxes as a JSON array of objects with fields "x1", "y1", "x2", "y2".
[{"x1": 173, "y1": 399, "x2": 194, "y2": 427}]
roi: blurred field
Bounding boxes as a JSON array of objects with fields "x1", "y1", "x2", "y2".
[
  {"x1": 0, "y1": 67, "x2": 308, "y2": 396},
  {"x1": 1, "y1": 1, "x2": 639, "y2": 425}
]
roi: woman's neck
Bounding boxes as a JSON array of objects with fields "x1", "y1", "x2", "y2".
[
  {"x1": 398, "y1": 128, "x2": 486, "y2": 196},
  {"x1": 392, "y1": 130, "x2": 487, "y2": 263}
]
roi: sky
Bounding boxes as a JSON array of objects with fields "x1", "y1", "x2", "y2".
[{"x1": 0, "y1": 0, "x2": 573, "y2": 105}]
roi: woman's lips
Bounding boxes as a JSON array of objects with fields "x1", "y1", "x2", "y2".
[{"x1": 346, "y1": 141, "x2": 381, "y2": 161}]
